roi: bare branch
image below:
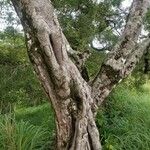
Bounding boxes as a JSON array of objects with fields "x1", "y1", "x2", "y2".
[{"x1": 92, "y1": 0, "x2": 150, "y2": 111}]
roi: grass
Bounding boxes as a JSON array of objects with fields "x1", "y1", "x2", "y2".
[
  {"x1": 0, "y1": 115, "x2": 51, "y2": 150},
  {"x1": 0, "y1": 64, "x2": 48, "y2": 113},
  {"x1": 97, "y1": 83, "x2": 150, "y2": 150},
  {"x1": 1, "y1": 47, "x2": 150, "y2": 149},
  {"x1": 15, "y1": 104, "x2": 56, "y2": 149},
  {"x1": 15, "y1": 104, "x2": 55, "y2": 131},
  {"x1": 0, "y1": 104, "x2": 55, "y2": 150},
  {"x1": 1, "y1": 83, "x2": 150, "y2": 150}
]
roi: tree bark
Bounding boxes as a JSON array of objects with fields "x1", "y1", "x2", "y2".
[
  {"x1": 11, "y1": 0, "x2": 150, "y2": 149},
  {"x1": 92, "y1": 0, "x2": 150, "y2": 109},
  {"x1": 11, "y1": 0, "x2": 101, "y2": 149}
]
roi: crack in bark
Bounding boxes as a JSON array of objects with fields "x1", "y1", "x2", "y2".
[{"x1": 49, "y1": 33, "x2": 63, "y2": 65}]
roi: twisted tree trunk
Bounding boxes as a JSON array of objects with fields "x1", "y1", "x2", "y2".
[{"x1": 11, "y1": 0, "x2": 150, "y2": 149}]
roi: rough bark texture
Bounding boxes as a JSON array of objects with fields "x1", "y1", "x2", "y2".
[
  {"x1": 11, "y1": 0, "x2": 150, "y2": 149},
  {"x1": 11, "y1": 0, "x2": 101, "y2": 149},
  {"x1": 92, "y1": 0, "x2": 150, "y2": 109}
]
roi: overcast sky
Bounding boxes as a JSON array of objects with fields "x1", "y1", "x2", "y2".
[{"x1": 122, "y1": 0, "x2": 132, "y2": 8}]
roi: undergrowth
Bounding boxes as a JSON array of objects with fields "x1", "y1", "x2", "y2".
[
  {"x1": 0, "y1": 115, "x2": 50, "y2": 150},
  {"x1": 1, "y1": 83, "x2": 150, "y2": 150},
  {"x1": 97, "y1": 83, "x2": 150, "y2": 150}
]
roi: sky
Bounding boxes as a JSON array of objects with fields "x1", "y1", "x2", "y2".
[{"x1": 121, "y1": 0, "x2": 132, "y2": 8}]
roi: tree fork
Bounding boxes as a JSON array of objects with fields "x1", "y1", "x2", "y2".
[
  {"x1": 11, "y1": 0, "x2": 150, "y2": 149},
  {"x1": 11, "y1": 0, "x2": 101, "y2": 149}
]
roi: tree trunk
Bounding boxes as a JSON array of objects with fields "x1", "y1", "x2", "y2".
[
  {"x1": 11, "y1": 0, "x2": 101, "y2": 149},
  {"x1": 10, "y1": 0, "x2": 150, "y2": 149}
]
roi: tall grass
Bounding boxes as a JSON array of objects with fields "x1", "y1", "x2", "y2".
[
  {"x1": 0, "y1": 115, "x2": 51, "y2": 150},
  {"x1": 97, "y1": 84, "x2": 150, "y2": 150}
]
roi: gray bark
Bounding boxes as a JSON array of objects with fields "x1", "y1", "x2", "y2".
[
  {"x1": 11, "y1": 0, "x2": 101, "y2": 149},
  {"x1": 92, "y1": 0, "x2": 150, "y2": 109},
  {"x1": 11, "y1": 0, "x2": 150, "y2": 149}
]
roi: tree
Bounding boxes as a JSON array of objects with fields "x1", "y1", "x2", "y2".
[{"x1": 10, "y1": 0, "x2": 150, "y2": 149}]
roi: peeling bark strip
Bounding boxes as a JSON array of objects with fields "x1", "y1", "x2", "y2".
[
  {"x1": 11, "y1": 0, "x2": 101, "y2": 149},
  {"x1": 11, "y1": 0, "x2": 150, "y2": 149}
]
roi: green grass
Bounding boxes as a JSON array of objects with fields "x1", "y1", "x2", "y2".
[
  {"x1": 0, "y1": 115, "x2": 50, "y2": 150},
  {"x1": 0, "y1": 83, "x2": 150, "y2": 149},
  {"x1": 15, "y1": 104, "x2": 55, "y2": 130},
  {"x1": 13, "y1": 84, "x2": 150, "y2": 150},
  {"x1": 0, "y1": 104, "x2": 55, "y2": 150},
  {"x1": 97, "y1": 84, "x2": 150, "y2": 150}
]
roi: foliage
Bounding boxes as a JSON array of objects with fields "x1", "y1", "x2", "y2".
[
  {"x1": 86, "y1": 50, "x2": 106, "y2": 78},
  {"x1": 0, "y1": 64, "x2": 48, "y2": 113},
  {"x1": 0, "y1": 0, "x2": 150, "y2": 149},
  {"x1": 0, "y1": 29, "x2": 26, "y2": 65},
  {"x1": 52, "y1": 0, "x2": 123, "y2": 51}
]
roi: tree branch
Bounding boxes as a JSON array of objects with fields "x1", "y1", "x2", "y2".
[
  {"x1": 11, "y1": 0, "x2": 102, "y2": 149},
  {"x1": 63, "y1": 35, "x2": 90, "y2": 81},
  {"x1": 122, "y1": 37, "x2": 150, "y2": 76},
  {"x1": 91, "y1": 0, "x2": 150, "y2": 111}
]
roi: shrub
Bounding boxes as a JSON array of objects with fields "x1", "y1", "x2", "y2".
[{"x1": 0, "y1": 64, "x2": 48, "y2": 113}]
